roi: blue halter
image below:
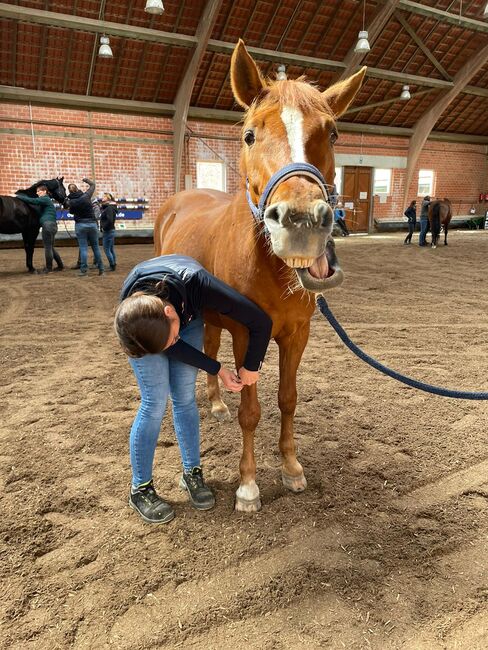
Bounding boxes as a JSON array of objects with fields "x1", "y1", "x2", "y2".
[{"x1": 245, "y1": 162, "x2": 331, "y2": 226}]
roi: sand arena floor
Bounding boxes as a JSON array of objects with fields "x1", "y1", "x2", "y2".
[{"x1": 0, "y1": 232, "x2": 487, "y2": 649}]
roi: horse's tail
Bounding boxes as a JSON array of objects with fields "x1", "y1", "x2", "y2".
[{"x1": 431, "y1": 202, "x2": 441, "y2": 238}]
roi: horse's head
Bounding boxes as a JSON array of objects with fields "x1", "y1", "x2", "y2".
[
  {"x1": 50, "y1": 177, "x2": 67, "y2": 204},
  {"x1": 231, "y1": 40, "x2": 366, "y2": 292}
]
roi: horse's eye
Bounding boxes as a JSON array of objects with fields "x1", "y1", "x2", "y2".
[
  {"x1": 330, "y1": 130, "x2": 338, "y2": 145},
  {"x1": 244, "y1": 130, "x2": 255, "y2": 146}
]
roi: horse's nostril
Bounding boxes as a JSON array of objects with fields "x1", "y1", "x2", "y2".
[
  {"x1": 314, "y1": 201, "x2": 332, "y2": 228},
  {"x1": 264, "y1": 202, "x2": 288, "y2": 224}
]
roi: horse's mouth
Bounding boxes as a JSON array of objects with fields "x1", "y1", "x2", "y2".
[{"x1": 283, "y1": 240, "x2": 344, "y2": 292}]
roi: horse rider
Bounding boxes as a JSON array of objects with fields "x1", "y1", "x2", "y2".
[
  {"x1": 403, "y1": 200, "x2": 417, "y2": 245},
  {"x1": 65, "y1": 178, "x2": 104, "y2": 276},
  {"x1": 419, "y1": 195, "x2": 431, "y2": 246},
  {"x1": 16, "y1": 184, "x2": 64, "y2": 273},
  {"x1": 114, "y1": 254, "x2": 273, "y2": 524}
]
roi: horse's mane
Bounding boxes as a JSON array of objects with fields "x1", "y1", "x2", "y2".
[
  {"x1": 250, "y1": 78, "x2": 333, "y2": 120},
  {"x1": 15, "y1": 179, "x2": 60, "y2": 197}
]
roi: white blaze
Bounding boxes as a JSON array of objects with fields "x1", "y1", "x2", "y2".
[{"x1": 280, "y1": 106, "x2": 305, "y2": 163}]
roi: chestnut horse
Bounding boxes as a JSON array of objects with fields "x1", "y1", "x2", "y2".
[
  {"x1": 429, "y1": 198, "x2": 452, "y2": 248},
  {"x1": 154, "y1": 40, "x2": 366, "y2": 512}
]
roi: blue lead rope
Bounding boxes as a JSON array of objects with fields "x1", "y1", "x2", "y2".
[{"x1": 316, "y1": 295, "x2": 488, "y2": 400}]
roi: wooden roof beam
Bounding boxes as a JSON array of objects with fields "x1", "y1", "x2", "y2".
[
  {"x1": 2, "y1": 85, "x2": 488, "y2": 143},
  {"x1": 398, "y1": 0, "x2": 488, "y2": 33},
  {"x1": 0, "y1": 2, "x2": 197, "y2": 47},
  {"x1": 404, "y1": 42, "x2": 488, "y2": 207},
  {"x1": 394, "y1": 11, "x2": 452, "y2": 81},
  {"x1": 172, "y1": 0, "x2": 223, "y2": 192}
]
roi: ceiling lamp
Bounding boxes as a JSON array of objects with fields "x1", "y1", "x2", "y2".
[
  {"x1": 354, "y1": 31, "x2": 370, "y2": 53},
  {"x1": 98, "y1": 35, "x2": 113, "y2": 58},
  {"x1": 400, "y1": 85, "x2": 411, "y2": 100},
  {"x1": 354, "y1": 0, "x2": 370, "y2": 53},
  {"x1": 276, "y1": 64, "x2": 287, "y2": 80},
  {"x1": 145, "y1": 0, "x2": 164, "y2": 14}
]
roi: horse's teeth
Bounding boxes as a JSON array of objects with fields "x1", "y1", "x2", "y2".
[{"x1": 284, "y1": 257, "x2": 315, "y2": 268}]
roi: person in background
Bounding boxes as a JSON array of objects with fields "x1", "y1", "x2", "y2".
[
  {"x1": 115, "y1": 254, "x2": 273, "y2": 524},
  {"x1": 333, "y1": 201, "x2": 350, "y2": 236},
  {"x1": 65, "y1": 178, "x2": 104, "y2": 276},
  {"x1": 72, "y1": 197, "x2": 101, "y2": 270},
  {"x1": 403, "y1": 200, "x2": 417, "y2": 245},
  {"x1": 329, "y1": 183, "x2": 339, "y2": 208},
  {"x1": 100, "y1": 193, "x2": 117, "y2": 271},
  {"x1": 419, "y1": 195, "x2": 431, "y2": 246},
  {"x1": 17, "y1": 184, "x2": 64, "y2": 273}
]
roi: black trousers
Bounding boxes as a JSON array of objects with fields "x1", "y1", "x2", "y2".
[
  {"x1": 41, "y1": 221, "x2": 63, "y2": 270},
  {"x1": 404, "y1": 221, "x2": 416, "y2": 243}
]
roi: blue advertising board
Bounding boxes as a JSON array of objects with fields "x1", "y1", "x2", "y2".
[{"x1": 56, "y1": 209, "x2": 144, "y2": 220}]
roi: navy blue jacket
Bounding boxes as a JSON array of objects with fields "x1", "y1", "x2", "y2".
[
  {"x1": 120, "y1": 255, "x2": 273, "y2": 375},
  {"x1": 67, "y1": 180, "x2": 96, "y2": 223},
  {"x1": 404, "y1": 206, "x2": 416, "y2": 224}
]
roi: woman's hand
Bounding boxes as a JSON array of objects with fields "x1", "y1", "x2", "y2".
[
  {"x1": 238, "y1": 367, "x2": 260, "y2": 386},
  {"x1": 218, "y1": 367, "x2": 243, "y2": 392}
]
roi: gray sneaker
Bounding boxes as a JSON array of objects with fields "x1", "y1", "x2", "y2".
[{"x1": 179, "y1": 467, "x2": 215, "y2": 510}]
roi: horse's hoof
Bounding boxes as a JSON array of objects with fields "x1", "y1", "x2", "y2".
[
  {"x1": 211, "y1": 404, "x2": 232, "y2": 422},
  {"x1": 235, "y1": 495, "x2": 262, "y2": 512},
  {"x1": 282, "y1": 471, "x2": 307, "y2": 493},
  {"x1": 235, "y1": 481, "x2": 260, "y2": 512}
]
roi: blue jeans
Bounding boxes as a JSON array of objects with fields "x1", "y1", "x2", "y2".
[
  {"x1": 419, "y1": 218, "x2": 429, "y2": 246},
  {"x1": 128, "y1": 318, "x2": 204, "y2": 487},
  {"x1": 75, "y1": 221, "x2": 104, "y2": 272},
  {"x1": 102, "y1": 229, "x2": 116, "y2": 267}
]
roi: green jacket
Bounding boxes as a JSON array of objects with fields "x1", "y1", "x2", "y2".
[{"x1": 17, "y1": 194, "x2": 57, "y2": 225}]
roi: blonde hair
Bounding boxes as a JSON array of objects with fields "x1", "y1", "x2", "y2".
[{"x1": 114, "y1": 292, "x2": 171, "y2": 357}]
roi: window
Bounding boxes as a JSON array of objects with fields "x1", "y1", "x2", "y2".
[
  {"x1": 334, "y1": 167, "x2": 342, "y2": 196},
  {"x1": 418, "y1": 169, "x2": 434, "y2": 196},
  {"x1": 373, "y1": 168, "x2": 391, "y2": 195},
  {"x1": 196, "y1": 161, "x2": 226, "y2": 192}
]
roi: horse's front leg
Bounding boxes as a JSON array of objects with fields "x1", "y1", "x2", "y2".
[
  {"x1": 277, "y1": 325, "x2": 310, "y2": 493},
  {"x1": 235, "y1": 383, "x2": 261, "y2": 512},
  {"x1": 232, "y1": 332, "x2": 262, "y2": 512},
  {"x1": 204, "y1": 323, "x2": 231, "y2": 422}
]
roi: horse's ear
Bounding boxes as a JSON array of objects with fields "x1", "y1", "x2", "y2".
[
  {"x1": 322, "y1": 67, "x2": 367, "y2": 118},
  {"x1": 230, "y1": 39, "x2": 266, "y2": 109}
]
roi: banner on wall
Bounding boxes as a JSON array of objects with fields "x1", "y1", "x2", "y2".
[{"x1": 56, "y1": 209, "x2": 144, "y2": 220}]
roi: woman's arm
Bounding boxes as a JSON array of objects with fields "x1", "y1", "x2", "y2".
[{"x1": 191, "y1": 271, "x2": 273, "y2": 372}]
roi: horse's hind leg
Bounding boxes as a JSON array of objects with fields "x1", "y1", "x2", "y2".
[
  {"x1": 205, "y1": 323, "x2": 231, "y2": 422},
  {"x1": 444, "y1": 224, "x2": 449, "y2": 245},
  {"x1": 22, "y1": 228, "x2": 39, "y2": 273},
  {"x1": 276, "y1": 328, "x2": 309, "y2": 494}
]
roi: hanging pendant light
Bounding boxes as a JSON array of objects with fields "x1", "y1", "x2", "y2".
[
  {"x1": 355, "y1": 31, "x2": 370, "y2": 53},
  {"x1": 145, "y1": 0, "x2": 164, "y2": 14},
  {"x1": 276, "y1": 64, "x2": 287, "y2": 80},
  {"x1": 354, "y1": 0, "x2": 370, "y2": 53},
  {"x1": 400, "y1": 85, "x2": 411, "y2": 100},
  {"x1": 98, "y1": 35, "x2": 113, "y2": 58}
]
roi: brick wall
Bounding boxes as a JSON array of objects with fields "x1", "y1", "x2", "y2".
[{"x1": 1, "y1": 102, "x2": 487, "y2": 230}]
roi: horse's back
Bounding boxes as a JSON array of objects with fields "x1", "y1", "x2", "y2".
[{"x1": 154, "y1": 189, "x2": 233, "y2": 257}]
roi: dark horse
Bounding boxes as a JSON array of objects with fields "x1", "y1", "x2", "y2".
[
  {"x1": 0, "y1": 177, "x2": 66, "y2": 272},
  {"x1": 429, "y1": 198, "x2": 452, "y2": 248}
]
